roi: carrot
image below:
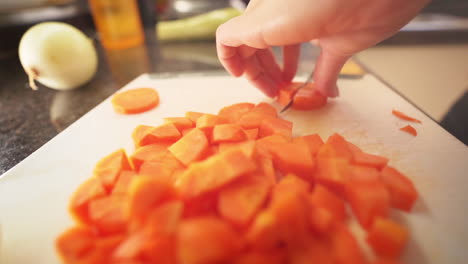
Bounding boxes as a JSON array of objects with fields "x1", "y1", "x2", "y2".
[
  {"x1": 59, "y1": 101, "x2": 420, "y2": 264},
  {"x1": 292, "y1": 84, "x2": 327, "y2": 110},
  {"x1": 277, "y1": 82, "x2": 301, "y2": 106},
  {"x1": 111, "y1": 88, "x2": 159, "y2": 114},
  {"x1": 168, "y1": 128, "x2": 209, "y2": 166},
  {"x1": 399, "y1": 125, "x2": 417, "y2": 136},
  {"x1": 392, "y1": 110, "x2": 421, "y2": 123},
  {"x1": 212, "y1": 124, "x2": 247, "y2": 143},
  {"x1": 164, "y1": 117, "x2": 194, "y2": 131}
]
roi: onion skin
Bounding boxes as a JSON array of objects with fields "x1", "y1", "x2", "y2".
[{"x1": 18, "y1": 22, "x2": 98, "y2": 91}]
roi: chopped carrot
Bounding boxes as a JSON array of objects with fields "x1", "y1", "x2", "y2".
[
  {"x1": 185, "y1": 111, "x2": 206, "y2": 122},
  {"x1": 130, "y1": 143, "x2": 172, "y2": 170},
  {"x1": 111, "y1": 88, "x2": 159, "y2": 114},
  {"x1": 133, "y1": 123, "x2": 182, "y2": 147},
  {"x1": 196, "y1": 114, "x2": 229, "y2": 136},
  {"x1": 212, "y1": 124, "x2": 247, "y2": 143},
  {"x1": 93, "y1": 149, "x2": 132, "y2": 191},
  {"x1": 292, "y1": 84, "x2": 327, "y2": 110},
  {"x1": 400, "y1": 125, "x2": 417, "y2": 136},
  {"x1": 164, "y1": 117, "x2": 194, "y2": 131},
  {"x1": 258, "y1": 117, "x2": 293, "y2": 139},
  {"x1": 88, "y1": 195, "x2": 127, "y2": 234},
  {"x1": 392, "y1": 110, "x2": 421, "y2": 123},
  {"x1": 168, "y1": 128, "x2": 209, "y2": 166},
  {"x1": 367, "y1": 217, "x2": 409, "y2": 258},
  {"x1": 244, "y1": 128, "x2": 259, "y2": 140},
  {"x1": 277, "y1": 82, "x2": 300, "y2": 106},
  {"x1": 218, "y1": 102, "x2": 255, "y2": 123}
]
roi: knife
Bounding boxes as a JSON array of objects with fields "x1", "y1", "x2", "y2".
[{"x1": 280, "y1": 70, "x2": 315, "y2": 113}]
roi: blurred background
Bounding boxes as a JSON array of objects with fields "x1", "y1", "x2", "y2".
[{"x1": 0, "y1": 0, "x2": 467, "y2": 174}]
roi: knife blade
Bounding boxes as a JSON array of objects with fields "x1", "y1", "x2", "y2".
[{"x1": 280, "y1": 71, "x2": 315, "y2": 113}]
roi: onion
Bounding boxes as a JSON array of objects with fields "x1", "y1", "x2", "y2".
[{"x1": 18, "y1": 22, "x2": 98, "y2": 91}]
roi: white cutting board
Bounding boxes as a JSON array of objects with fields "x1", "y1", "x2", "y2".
[{"x1": 1, "y1": 73, "x2": 467, "y2": 264}]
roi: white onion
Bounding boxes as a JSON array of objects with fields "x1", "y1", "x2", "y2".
[{"x1": 18, "y1": 22, "x2": 98, "y2": 90}]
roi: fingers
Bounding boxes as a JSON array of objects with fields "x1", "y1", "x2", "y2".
[
  {"x1": 282, "y1": 44, "x2": 301, "y2": 82},
  {"x1": 313, "y1": 49, "x2": 350, "y2": 98},
  {"x1": 216, "y1": 42, "x2": 244, "y2": 77},
  {"x1": 243, "y1": 51, "x2": 279, "y2": 98}
]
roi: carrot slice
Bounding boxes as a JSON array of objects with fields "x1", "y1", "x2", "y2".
[
  {"x1": 218, "y1": 102, "x2": 255, "y2": 123},
  {"x1": 112, "y1": 88, "x2": 159, "y2": 114},
  {"x1": 392, "y1": 110, "x2": 421, "y2": 123},
  {"x1": 309, "y1": 185, "x2": 347, "y2": 222},
  {"x1": 88, "y1": 195, "x2": 127, "y2": 234},
  {"x1": 69, "y1": 177, "x2": 106, "y2": 224},
  {"x1": 381, "y1": 166, "x2": 418, "y2": 212},
  {"x1": 168, "y1": 128, "x2": 209, "y2": 166},
  {"x1": 133, "y1": 123, "x2": 182, "y2": 147},
  {"x1": 258, "y1": 117, "x2": 293, "y2": 139},
  {"x1": 164, "y1": 117, "x2": 194, "y2": 131},
  {"x1": 292, "y1": 84, "x2": 327, "y2": 110},
  {"x1": 400, "y1": 125, "x2": 417, "y2": 136},
  {"x1": 130, "y1": 143, "x2": 172, "y2": 170},
  {"x1": 177, "y1": 147, "x2": 257, "y2": 198},
  {"x1": 94, "y1": 149, "x2": 132, "y2": 191},
  {"x1": 268, "y1": 142, "x2": 315, "y2": 181},
  {"x1": 293, "y1": 134, "x2": 324, "y2": 156},
  {"x1": 177, "y1": 216, "x2": 243, "y2": 264},
  {"x1": 277, "y1": 82, "x2": 301, "y2": 106},
  {"x1": 212, "y1": 124, "x2": 247, "y2": 143},
  {"x1": 367, "y1": 217, "x2": 409, "y2": 258}
]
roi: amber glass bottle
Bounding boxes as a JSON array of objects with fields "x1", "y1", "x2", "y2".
[{"x1": 88, "y1": 0, "x2": 145, "y2": 50}]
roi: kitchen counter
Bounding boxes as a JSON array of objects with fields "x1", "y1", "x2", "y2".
[{"x1": 1, "y1": 14, "x2": 467, "y2": 175}]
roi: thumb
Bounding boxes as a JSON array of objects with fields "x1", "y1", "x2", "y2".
[{"x1": 313, "y1": 49, "x2": 350, "y2": 98}]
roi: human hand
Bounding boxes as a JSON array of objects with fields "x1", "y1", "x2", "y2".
[{"x1": 216, "y1": 0, "x2": 430, "y2": 98}]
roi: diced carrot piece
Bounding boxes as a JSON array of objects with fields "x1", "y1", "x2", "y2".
[
  {"x1": 181, "y1": 128, "x2": 194, "y2": 136},
  {"x1": 88, "y1": 235, "x2": 125, "y2": 264},
  {"x1": 111, "y1": 88, "x2": 159, "y2": 114},
  {"x1": 89, "y1": 195, "x2": 127, "y2": 234},
  {"x1": 131, "y1": 143, "x2": 172, "y2": 170},
  {"x1": 132, "y1": 125, "x2": 155, "y2": 147},
  {"x1": 69, "y1": 177, "x2": 106, "y2": 224},
  {"x1": 331, "y1": 224, "x2": 366, "y2": 264},
  {"x1": 252, "y1": 102, "x2": 278, "y2": 117},
  {"x1": 114, "y1": 231, "x2": 176, "y2": 264},
  {"x1": 244, "y1": 128, "x2": 259, "y2": 140},
  {"x1": 238, "y1": 103, "x2": 278, "y2": 129},
  {"x1": 144, "y1": 200, "x2": 184, "y2": 236},
  {"x1": 348, "y1": 165, "x2": 380, "y2": 183},
  {"x1": 318, "y1": 133, "x2": 353, "y2": 161},
  {"x1": 139, "y1": 154, "x2": 184, "y2": 185},
  {"x1": 126, "y1": 176, "x2": 175, "y2": 223},
  {"x1": 168, "y1": 128, "x2": 209, "y2": 166},
  {"x1": 94, "y1": 149, "x2": 132, "y2": 191},
  {"x1": 268, "y1": 142, "x2": 315, "y2": 181},
  {"x1": 112, "y1": 170, "x2": 136, "y2": 195},
  {"x1": 367, "y1": 217, "x2": 409, "y2": 258},
  {"x1": 218, "y1": 102, "x2": 255, "y2": 123},
  {"x1": 245, "y1": 210, "x2": 281, "y2": 250},
  {"x1": 56, "y1": 226, "x2": 96, "y2": 263},
  {"x1": 238, "y1": 112, "x2": 265, "y2": 129},
  {"x1": 345, "y1": 180, "x2": 390, "y2": 228},
  {"x1": 255, "y1": 134, "x2": 290, "y2": 158},
  {"x1": 259, "y1": 117, "x2": 293, "y2": 139},
  {"x1": 289, "y1": 237, "x2": 334, "y2": 264},
  {"x1": 309, "y1": 184, "x2": 347, "y2": 222},
  {"x1": 293, "y1": 134, "x2": 324, "y2": 156},
  {"x1": 381, "y1": 166, "x2": 418, "y2": 212},
  {"x1": 399, "y1": 125, "x2": 417, "y2": 136},
  {"x1": 164, "y1": 117, "x2": 194, "y2": 131},
  {"x1": 177, "y1": 147, "x2": 257, "y2": 198},
  {"x1": 392, "y1": 109, "x2": 422, "y2": 123},
  {"x1": 218, "y1": 175, "x2": 270, "y2": 226},
  {"x1": 183, "y1": 192, "x2": 218, "y2": 218},
  {"x1": 352, "y1": 152, "x2": 389, "y2": 170},
  {"x1": 196, "y1": 114, "x2": 228, "y2": 135},
  {"x1": 315, "y1": 158, "x2": 351, "y2": 195},
  {"x1": 308, "y1": 205, "x2": 335, "y2": 234},
  {"x1": 292, "y1": 83, "x2": 328, "y2": 110},
  {"x1": 277, "y1": 82, "x2": 300, "y2": 106},
  {"x1": 372, "y1": 259, "x2": 405, "y2": 264},
  {"x1": 258, "y1": 156, "x2": 277, "y2": 187},
  {"x1": 185, "y1": 111, "x2": 206, "y2": 122},
  {"x1": 135, "y1": 123, "x2": 182, "y2": 147},
  {"x1": 177, "y1": 216, "x2": 243, "y2": 264},
  {"x1": 234, "y1": 250, "x2": 286, "y2": 264},
  {"x1": 269, "y1": 174, "x2": 310, "y2": 245},
  {"x1": 212, "y1": 124, "x2": 247, "y2": 143}
]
